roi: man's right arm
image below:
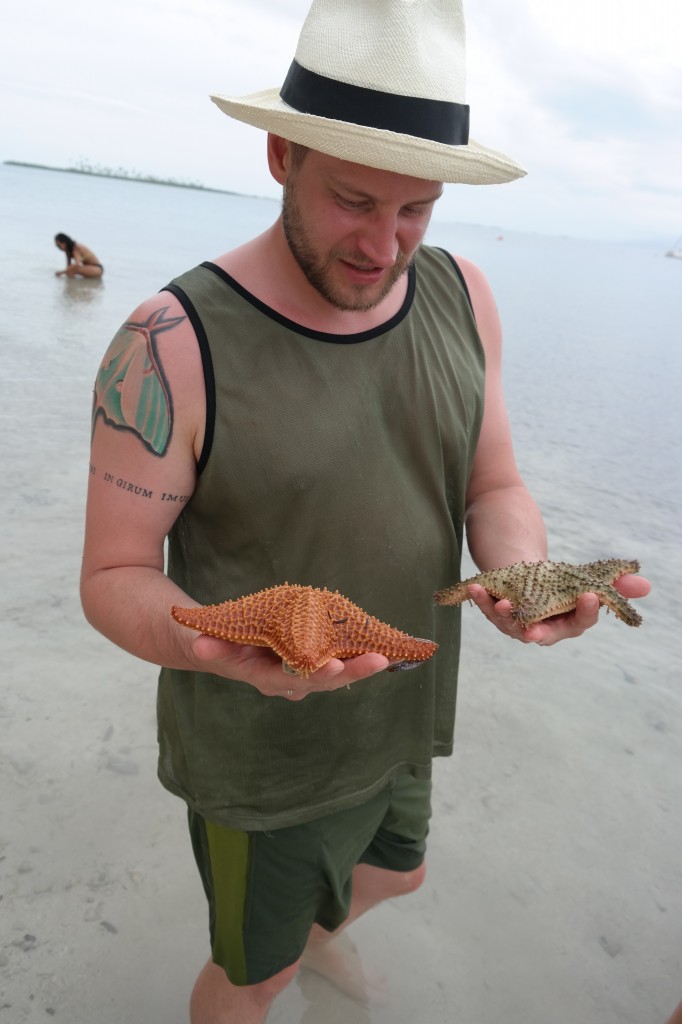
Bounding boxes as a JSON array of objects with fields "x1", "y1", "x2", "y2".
[
  {"x1": 80, "y1": 294, "x2": 387, "y2": 698},
  {"x1": 80, "y1": 293, "x2": 207, "y2": 668}
]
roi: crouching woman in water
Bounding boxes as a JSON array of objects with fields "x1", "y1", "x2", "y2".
[{"x1": 54, "y1": 233, "x2": 104, "y2": 278}]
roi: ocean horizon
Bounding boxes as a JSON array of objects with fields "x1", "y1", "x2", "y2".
[{"x1": 3, "y1": 158, "x2": 674, "y2": 249}]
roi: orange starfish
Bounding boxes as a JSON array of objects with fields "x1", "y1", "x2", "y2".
[{"x1": 171, "y1": 584, "x2": 438, "y2": 678}]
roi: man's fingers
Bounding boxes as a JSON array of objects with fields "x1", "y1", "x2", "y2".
[
  {"x1": 615, "y1": 574, "x2": 651, "y2": 598},
  {"x1": 191, "y1": 636, "x2": 389, "y2": 696}
]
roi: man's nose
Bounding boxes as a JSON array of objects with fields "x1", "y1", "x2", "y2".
[{"x1": 356, "y1": 213, "x2": 399, "y2": 267}]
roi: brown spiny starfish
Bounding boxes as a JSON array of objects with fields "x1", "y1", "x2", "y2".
[
  {"x1": 171, "y1": 584, "x2": 438, "y2": 678},
  {"x1": 434, "y1": 558, "x2": 642, "y2": 628}
]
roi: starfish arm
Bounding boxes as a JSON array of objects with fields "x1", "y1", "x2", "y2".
[
  {"x1": 433, "y1": 582, "x2": 470, "y2": 606},
  {"x1": 592, "y1": 585, "x2": 643, "y2": 626},
  {"x1": 321, "y1": 595, "x2": 438, "y2": 663},
  {"x1": 170, "y1": 601, "x2": 274, "y2": 648},
  {"x1": 329, "y1": 631, "x2": 438, "y2": 663},
  {"x1": 585, "y1": 558, "x2": 640, "y2": 577}
]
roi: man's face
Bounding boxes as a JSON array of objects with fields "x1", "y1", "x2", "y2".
[{"x1": 281, "y1": 149, "x2": 443, "y2": 312}]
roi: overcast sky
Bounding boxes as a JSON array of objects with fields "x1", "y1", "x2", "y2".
[{"x1": 3, "y1": 0, "x2": 680, "y2": 242}]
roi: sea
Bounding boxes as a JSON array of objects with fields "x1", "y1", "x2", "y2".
[{"x1": 1, "y1": 160, "x2": 681, "y2": 1020}]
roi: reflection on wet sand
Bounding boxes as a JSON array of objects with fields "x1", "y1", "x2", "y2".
[
  {"x1": 61, "y1": 276, "x2": 104, "y2": 305},
  {"x1": 296, "y1": 966, "x2": 373, "y2": 1024}
]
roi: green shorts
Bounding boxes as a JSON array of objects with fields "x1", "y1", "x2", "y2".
[{"x1": 188, "y1": 774, "x2": 432, "y2": 985}]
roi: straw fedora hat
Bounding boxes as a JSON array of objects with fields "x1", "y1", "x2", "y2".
[{"x1": 211, "y1": 0, "x2": 525, "y2": 186}]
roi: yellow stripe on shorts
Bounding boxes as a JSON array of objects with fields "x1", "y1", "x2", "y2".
[{"x1": 204, "y1": 820, "x2": 251, "y2": 986}]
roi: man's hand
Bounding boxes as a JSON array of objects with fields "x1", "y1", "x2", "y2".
[
  {"x1": 467, "y1": 572, "x2": 651, "y2": 647},
  {"x1": 192, "y1": 634, "x2": 390, "y2": 699}
]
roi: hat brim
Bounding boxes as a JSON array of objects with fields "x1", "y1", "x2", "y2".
[{"x1": 211, "y1": 89, "x2": 526, "y2": 186}]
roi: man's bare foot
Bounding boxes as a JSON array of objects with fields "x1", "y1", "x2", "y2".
[{"x1": 301, "y1": 932, "x2": 388, "y2": 1006}]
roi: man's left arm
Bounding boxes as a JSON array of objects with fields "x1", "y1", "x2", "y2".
[{"x1": 456, "y1": 255, "x2": 649, "y2": 646}]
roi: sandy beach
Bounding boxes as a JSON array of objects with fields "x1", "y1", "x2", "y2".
[{"x1": 2, "y1": 173, "x2": 681, "y2": 1022}]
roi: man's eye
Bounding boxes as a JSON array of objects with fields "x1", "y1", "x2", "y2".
[{"x1": 337, "y1": 195, "x2": 366, "y2": 210}]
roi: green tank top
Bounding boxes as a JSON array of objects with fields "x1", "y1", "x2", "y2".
[{"x1": 157, "y1": 244, "x2": 485, "y2": 830}]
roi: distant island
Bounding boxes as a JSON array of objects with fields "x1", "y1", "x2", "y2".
[{"x1": 3, "y1": 159, "x2": 251, "y2": 197}]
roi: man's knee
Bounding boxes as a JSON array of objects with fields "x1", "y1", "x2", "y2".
[
  {"x1": 399, "y1": 860, "x2": 426, "y2": 895},
  {"x1": 190, "y1": 956, "x2": 300, "y2": 1020},
  {"x1": 376, "y1": 861, "x2": 426, "y2": 902},
  {"x1": 246, "y1": 958, "x2": 301, "y2": 1004},
  {"x1": 356, "y1": 859, "x2": 426, "y2": 900}
]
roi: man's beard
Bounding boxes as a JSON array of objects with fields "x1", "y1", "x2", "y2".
[{"x1": 281, "y1": 185, "x2": 411, "y2": 312}]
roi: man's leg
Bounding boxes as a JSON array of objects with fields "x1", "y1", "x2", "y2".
[
  {"x1": 188, "y1": 813, "x2": 303, "y2": 1023},
  {"x1": 301, "y1": 861, "x2": 426, "y2": 1002},
  {"x1": 189, "y1": 956, "x2": 300, "y2": 1024},
  {"x1": 187, "y1": 777, "x2": 430, "y2": 1017},
  {"x1": 189, "y1": 862, "x2": 425, "y2": 1019},
  {"x1": 302, "y1": 774, "x2": 430, "y2": 1002},
  {"x1": 313, "y1": 860, "x2": 426, "y2": 934}
]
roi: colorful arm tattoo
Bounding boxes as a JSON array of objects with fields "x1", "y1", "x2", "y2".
[{"x1": 92, "y1": 307, "x2": 186, "y2": 455}]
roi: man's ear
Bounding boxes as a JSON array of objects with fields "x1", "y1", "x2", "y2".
[{"x1": 266, "y1": 134, "x2": 291, "y2": 185}]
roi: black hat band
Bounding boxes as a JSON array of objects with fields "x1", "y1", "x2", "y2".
[{"x1": 280, "y1": 59, "x2": 470, "y2": 146}]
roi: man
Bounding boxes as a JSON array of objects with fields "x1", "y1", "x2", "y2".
[{"x1": 80, "y1": 2, "x2": 648, "y2": 1022}]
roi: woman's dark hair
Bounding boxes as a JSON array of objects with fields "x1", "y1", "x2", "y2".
[{"x1": 54, "y1": 232, "x2": 75, "y2": 261}]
